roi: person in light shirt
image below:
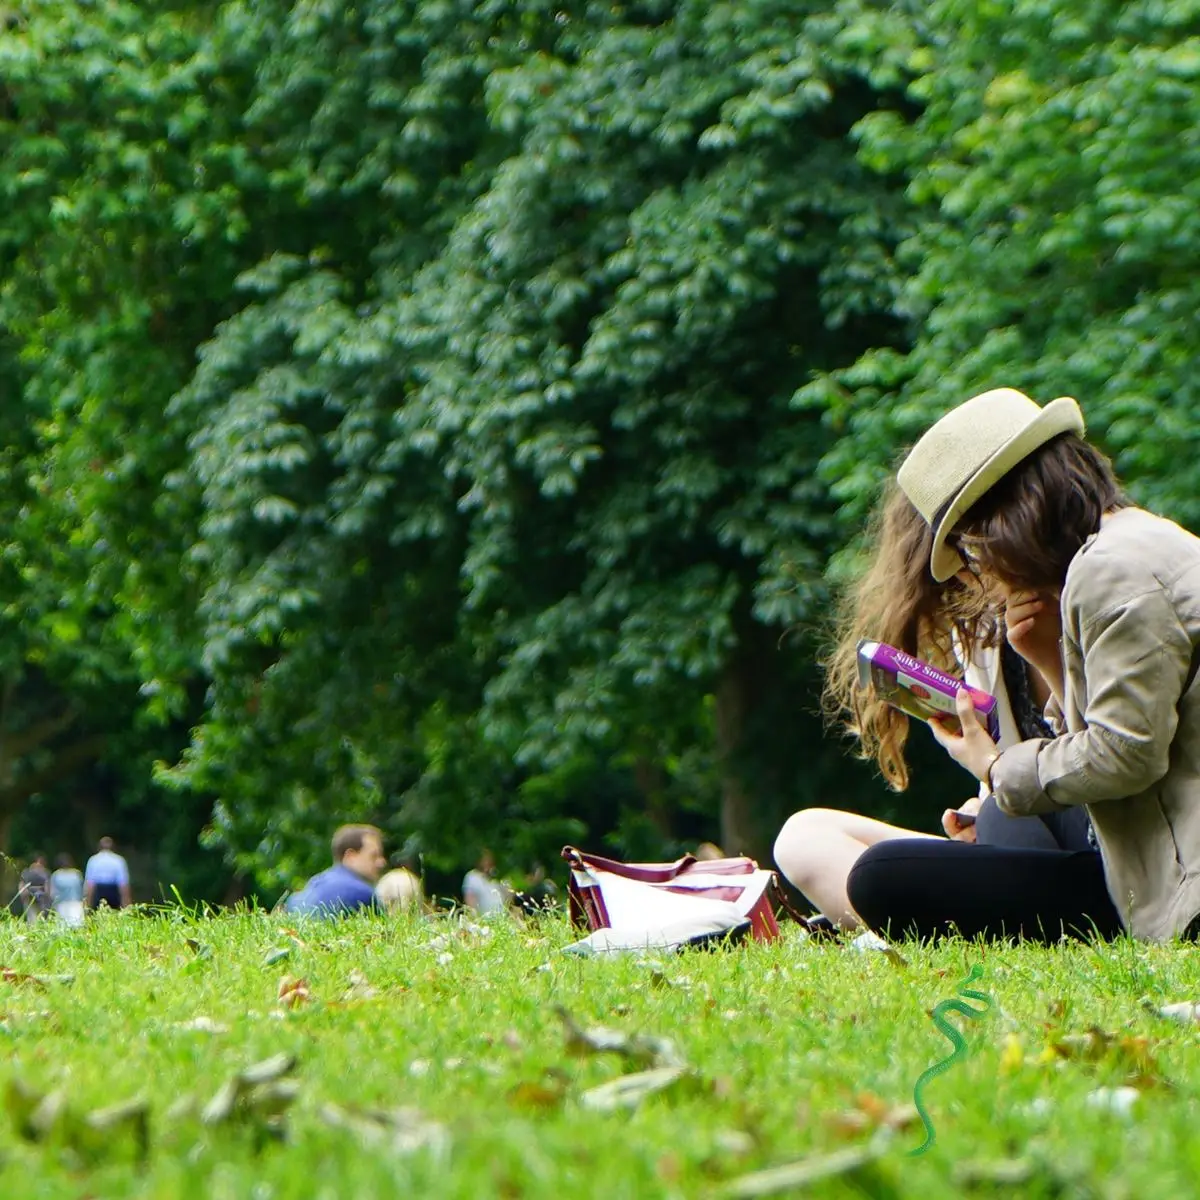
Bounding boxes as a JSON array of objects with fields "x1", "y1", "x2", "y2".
[
  {"x1": 50, "y1": 853, "x2": 86, "y2": 927},
  {"x1": 462, "y1": 849, "x2": 510, "y2": 916},
  {"x1": 84, "y1": 836, "x2": 132, "y2": 911}
]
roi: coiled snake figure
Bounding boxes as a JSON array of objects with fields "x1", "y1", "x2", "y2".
[{"x1": 908, "y1": 963, "x2": 991, "y2": 1156}]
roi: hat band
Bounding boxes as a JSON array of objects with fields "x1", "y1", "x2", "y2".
[{"x1": 930, "y1": 463, "x2": 981, "y2": 532}]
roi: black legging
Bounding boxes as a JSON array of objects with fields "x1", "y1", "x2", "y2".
[{"x1": 846, "y1": 839, "x2": 1122, "y2": 943}]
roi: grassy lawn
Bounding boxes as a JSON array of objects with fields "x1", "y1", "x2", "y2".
[{"x1": 3, "y1": 908, "x2": 1200, "y2": 1198}]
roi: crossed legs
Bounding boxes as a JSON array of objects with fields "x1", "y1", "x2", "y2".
[{"x1": 773, "y1": 808, "x2": 938, "y2": 930}]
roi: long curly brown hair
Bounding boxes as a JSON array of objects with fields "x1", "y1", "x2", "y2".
[{"x1": 822, "y1": 483, "x2": 998, "y2": 791}]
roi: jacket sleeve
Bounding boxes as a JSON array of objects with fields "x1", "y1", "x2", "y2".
[{"x1": 992, "y1": 580, "x2": 1193, "y2": 815}]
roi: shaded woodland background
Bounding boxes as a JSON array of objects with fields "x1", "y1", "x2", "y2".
[{"x1": 2, "y1": 0, "x2": 1198, "y2": 904}]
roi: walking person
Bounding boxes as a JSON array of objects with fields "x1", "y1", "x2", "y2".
[
  {"x1": 84, "y1": 836, "x2": 132, "y2": 911},
  {"x1": 18, "y1": 853, "x2": 52, "y2": 924},
  {"x1": 50, "y1": 854, "x2": 86, "y2": 927}
]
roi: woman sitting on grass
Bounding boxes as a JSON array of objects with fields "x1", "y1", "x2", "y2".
[
  {"x1": 782, "y1": 386, "x2": 1200, "y2": 943},
  {"x1": 775, "y1": 480, "x2": 1104, "y2": 937}
]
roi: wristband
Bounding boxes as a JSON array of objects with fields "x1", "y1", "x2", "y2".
[{"x1": 984, "y1": 750, "x2": 1002, "y2": 793}]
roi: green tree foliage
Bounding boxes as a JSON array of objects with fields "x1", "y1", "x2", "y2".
[
  {"x1": 168, "y1": 0, "x2": 913, "y2": 882},
  {"x1": 815, "y1": 0, "x2": 1200, "y2": 541},
  {"x1": 30, "y1": 0, "x2": 1200, "y2": 896},
  {"x1": 0, "y1": 0, "x2": 271, "y2": 894}
]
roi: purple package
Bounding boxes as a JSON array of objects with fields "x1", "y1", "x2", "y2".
[{"x1": 856, "y1": 639, "x2": 1000, "y2": 742}]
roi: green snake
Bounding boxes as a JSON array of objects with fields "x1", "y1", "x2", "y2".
[{"x1": 908, "y1": 964, "x2": 991, "y2": 1156}]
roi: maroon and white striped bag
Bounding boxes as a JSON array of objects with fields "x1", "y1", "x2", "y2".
[{"x1": 561, "y1": 846, "x2": 784, "y2": 947}]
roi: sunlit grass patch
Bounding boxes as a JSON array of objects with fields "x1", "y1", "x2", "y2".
[{"x1": 2, "y1": 911, "x2": 1200, "y2": 1198}]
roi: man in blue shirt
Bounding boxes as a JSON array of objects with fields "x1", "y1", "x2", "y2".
[
  {"x1": 287, "y1": 825, "x2": 387, "y2": 917},
  {"x1": 84, "y1": 837, "x2": 133, "y2": 910}
]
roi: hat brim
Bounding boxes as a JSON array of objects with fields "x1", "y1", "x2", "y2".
[{"x1": 929, "y1": 396, "x2": 1085, "y2": 582}]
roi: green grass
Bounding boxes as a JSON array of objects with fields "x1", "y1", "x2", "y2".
[{"x1": 3, "y1": 909, "x2": 1200, "y2": 1198}]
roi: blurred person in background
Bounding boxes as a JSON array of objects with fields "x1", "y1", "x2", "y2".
[
  {"x1": 85, "y1": 837, "x2": 132, "y2": 911},
  {"x1": 375, "y1": 859, "x2": 426, "y2": 914},
  {"x1": 50, "y1": 854, "x2": 85, "y2": 927},
  {"x1": 18, "y1": 852, "x2": 51, "y2": 923},
  {"x1": 287, "y1": 824, "x2": 387, "y2": 917},
  {"x1": 512, "y1": 863, "x2": 559, "y2": 917},
  {"x1": 462, "y1": 849, "x2": 510, "y2": 916}
]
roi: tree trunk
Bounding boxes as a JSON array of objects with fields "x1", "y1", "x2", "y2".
[
  {"x1": 632, "y1": 753, "x2": 673, "y2": 842},
  {"x1": 0, "y1": 810, "x2": 15, "y2": 909},
  {"x1": 714, "y1": 653, "x2": 764, "y2": 861}
]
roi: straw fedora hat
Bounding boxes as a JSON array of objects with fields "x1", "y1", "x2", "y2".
[{"x1": 898, "y1": 387, "x2": 1085, "y2": 582}]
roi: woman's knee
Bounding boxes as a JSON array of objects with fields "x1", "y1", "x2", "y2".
[{"x1": 773, "y1": 808, "x2": 846, "y2": 881}]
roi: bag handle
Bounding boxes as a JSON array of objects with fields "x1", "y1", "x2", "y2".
[{"x1": 561, "y1": 845, "x2": 698, "y2": 883}]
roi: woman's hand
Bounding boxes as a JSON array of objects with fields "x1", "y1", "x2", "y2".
[
  {"x1": 930, "y1": 689, "x2": 1000, "y2": 784},
  {"x1": 942, "y1": 795, "x2": 981, "y2": 842},
  {"x1": 1003, "y1": 588, "x2": 1065, "y2": 702}
]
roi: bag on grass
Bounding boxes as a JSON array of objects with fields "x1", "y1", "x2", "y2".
[{"x1": 561, "y1": 845, "x2": 794, "y2": 953}]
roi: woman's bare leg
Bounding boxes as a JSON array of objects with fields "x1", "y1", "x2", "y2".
[{"x1": 773, "y1": 808, "x2": 939, "y2": 930}]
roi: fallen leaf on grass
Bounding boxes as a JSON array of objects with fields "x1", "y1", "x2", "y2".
[
  {"x1": 824, "y1": 1093, "x2": 918, "y2": 1139},
  {"x1": 720, "y1": 1131, "x2": 892, "y2": 1198},
  {"x1": 5, "y1": 1080, "x2": 149, "y2": 1164},
  {"x1": 1, "y1": 969, "x2": 45, "y2": 989},
  {"x1": 1043, "y1": 1027, "x2": 1111, "y2": 1062},
  {"x1": 0, "y1": 1009, "x2": 55, "y2": 1027},
  {"x1": 847, "y1": 931, "x2": 908, "y2": 968},
  {"x1": 262, "y1": 947, "x2": 291, "y2": 967},
  {"x1": 579, "y1": 1066, "x2": 691, "y2": 1112},
  {"x1": 174, "y1": 1017, "x2": 230, "y2": 1034},
  {"x1": 341, "y1": 970, "x2": 378, "y2": 1002},
  {"x1": 165, "y1": 1095, "x2": 198, "y2": 1123},
  {"x1": 557, "y1": 1006, "x2": 685, "y2": 1068},
  {"x1": 29, "y1": 1088, "x2": 72, "y2": 1143},
  {"x1": 277, "y1": 976, "x2": 310, "y2": 1008},
  {"x1": 1157, "y1": 1001, "x2": 1200, "y2": 1024},
  {"x1": 318, "y1": 1103, "x2": 449, "y2": 1159},
  {"x1": 240, "y1": 1053, "x2": 297, "y2": 1087},
  {"x1": 507, "y1": 1078, "x2": 568, "y2": 1110},
  {"x1": 1018, "y1": 1097, "x2": 1054, "y2": 1118},
  {"x1": 952, "y1": 1158, "x2": 1038, "y2": 1187},
  {"x1": 637, "y1": 962, "x2": 693, "y2": 992},
  {"x1": 86, "y1": 1098, "x2": 150, "y2": 1162},
  {"x1": 0, "y1": 969, "x2": 72, "y2": 988},
  {"x1": 712, "y1": 1129, "x2": 755, "y2": 1157},
  {"x1": 202, "y1": 1052, "x2": 299, "y2": 1136},
  {"x1": 1085, "y1": 1086, "x2": 1140, "y2": 1117},
  {"x1": 1040, "y1": 1026, "x2": 1165, "y2": 1088}
]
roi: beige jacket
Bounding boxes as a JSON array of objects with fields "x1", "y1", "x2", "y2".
[{"x1": 992, "y1": 508, "x2": 1200, "y2": 940}]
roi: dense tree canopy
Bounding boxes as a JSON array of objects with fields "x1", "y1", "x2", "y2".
[
  {"x1": 814, "y1": 0, "x2": 1200, "y2": 545},
  {"x1": 0, "y1": 0, "x2": 1196, "y2": 900}
]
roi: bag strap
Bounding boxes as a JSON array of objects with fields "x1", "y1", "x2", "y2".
[
  {"x1": 766, "y1": 874, "x2": 841, "y2": 939},
  {"x1": 561, "y1": 845, "x2": 698, "y2": 882},
  {"x1": 769, "y1": 875, "x2": 811, "y2": 927}
]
